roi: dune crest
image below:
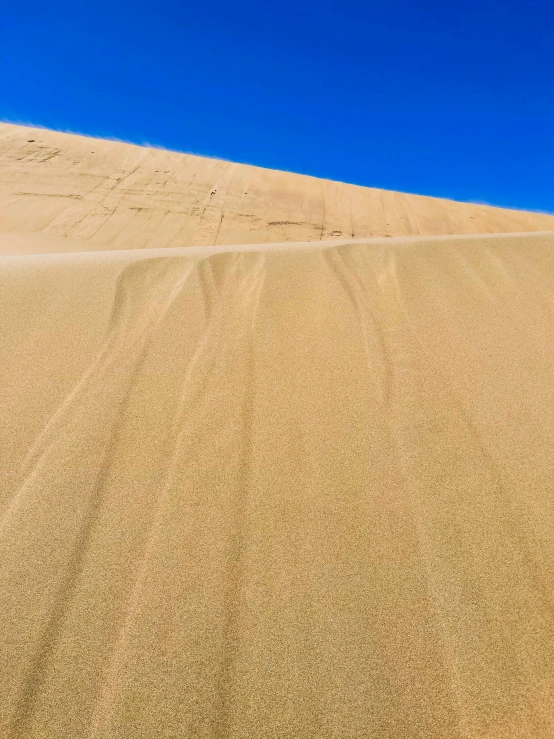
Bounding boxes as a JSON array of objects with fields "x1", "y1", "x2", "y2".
[{"x1": 1, "y1": 122, "x2": 554, "y2": 255}]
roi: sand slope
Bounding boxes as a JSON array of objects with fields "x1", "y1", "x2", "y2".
[
  {"x1": 2, "y1": 122, "x2": 554, "y2": 254},
  {"x1": 2, "y1": 231, "x2": 554, "y2": 738}
]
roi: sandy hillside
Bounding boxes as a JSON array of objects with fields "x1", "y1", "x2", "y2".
[
  {"x1": 2, "y1": 228, "x2": 554, "y2": 738},
  {"x1": 1, "y1": 122, "x2": 554, "y2": 254},
  {"x1": 2, "y1": 123, "x2": 554, "y2": 738}
]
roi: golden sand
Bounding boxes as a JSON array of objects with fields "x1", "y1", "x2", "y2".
[
  {"x1": 1, "y1": 125, "x2": 554, "y2": 738},
  {"x1": 2, "y1": 123, "x2": 554, "y2": 255}
]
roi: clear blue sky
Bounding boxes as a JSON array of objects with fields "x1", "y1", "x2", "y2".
[{"x1": 1, "y1": 0, "x2": 552, "y2": 212}]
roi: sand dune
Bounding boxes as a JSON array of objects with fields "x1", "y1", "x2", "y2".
[
  {"x1": 2, "y1": 229, "x2": 554, "y2": 738},
  {"x1": 2, "y1": 122, "x2": 554, "y2": 254}
]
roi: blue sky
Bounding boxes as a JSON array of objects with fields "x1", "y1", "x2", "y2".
[{"x1": 1, "y1": 0, "x2": 553, "y2": 211}]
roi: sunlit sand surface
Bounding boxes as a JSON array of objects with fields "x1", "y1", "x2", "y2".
[{"x1": 1, "y1": 125, "x2": 554, "y2": 738}]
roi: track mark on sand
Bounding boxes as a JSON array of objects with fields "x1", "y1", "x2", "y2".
[{"x1": 1, "y1": 256, "x2": 197, "y2": 738}]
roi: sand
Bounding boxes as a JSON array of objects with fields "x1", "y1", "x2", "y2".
[
  {"x1": 1, "y1": 125, "x2": 554, "y2": 738},
  {"x1": 2, "y1": 123, "x2": 554, "y2": 254}
]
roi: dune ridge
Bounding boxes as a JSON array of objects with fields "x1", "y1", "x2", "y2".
[
  {"x1": 2, "y1": 229, "x2": 554, "y2": 737},
  {"x1": 2, "y1": 122, "x2": 554, "y2": 255}
]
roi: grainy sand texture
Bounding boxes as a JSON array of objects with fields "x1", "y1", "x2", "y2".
[{"x1": 1, "y1": 124, "x2": 554, "y2": 738}]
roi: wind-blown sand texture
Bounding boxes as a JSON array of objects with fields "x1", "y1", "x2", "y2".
[
  {"x1": 1, "y1": 125, "x2": 554, "y2": 738},
  {"x1": 2, "y1": 122, "x2": 554, "y2": 254}
]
